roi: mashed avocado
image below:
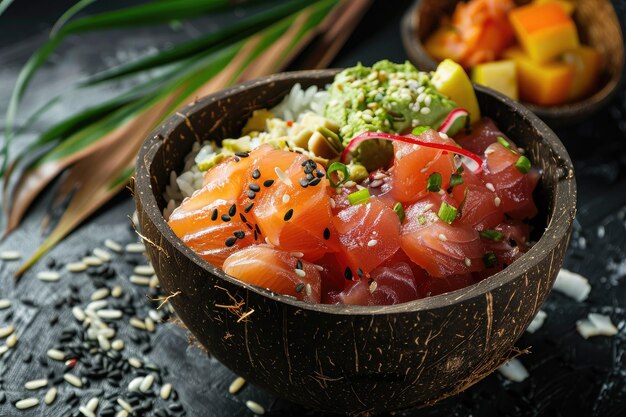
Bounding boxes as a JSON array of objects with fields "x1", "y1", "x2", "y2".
[{"x1": 324, "y1": 60, "x2": 461, "y2": 170}]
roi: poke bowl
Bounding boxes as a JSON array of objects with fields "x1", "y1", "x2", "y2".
[{"x1": 134, "y1": 66, "x2": 576, "y2": 414}]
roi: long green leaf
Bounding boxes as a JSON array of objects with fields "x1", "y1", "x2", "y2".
[
  {"x1": 80, "y1": 0, "x2": 313, "y2": 86},
  {"x1": 50, "y1": 0, "x2": 97, "y2": 37},
  {"x1": 0, "y1": 0, "x2": 15, "y2": 17}
]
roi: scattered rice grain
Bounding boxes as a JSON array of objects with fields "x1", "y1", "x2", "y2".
[
  {"x1": 44, "y1": 387, "x2": 57, "y2": 405},
  {"x1": 15, "y1": 398, "x2": 39, "y2": 410},
  {"x1": 93, "y1": 248, "x2": 112, "y2": 262},
  {"x1": 125, "y1": 243, "x2": 146, "y2": 253},
  {"x1": 66, "y1": 262, "x2": 87, "y2": 272},
  {"x1": 104, "y1": 239, "x2": 123, "y2": 253},
  {"x1": 63, "y1": 373, "x2": 83, "y2": 387},
  {"x1": 0, "y1": 250, "x2": 21, "y2": 260},
  {"x1": 36, "y1": 271, "x2": 61, "y2": 282},
  {"x1": 134, "y1": 265, "x2": 155, "y2": 276},
  {"x1": 24, "y1": 378, "x2": 47, "y2": 390},
  {"x1": 228, "y1": 377, "x2": 246, "y2": 395},
  {"x1": 129, "y1": 275, "x2": 150, "y2": 286},
  {"x1": 47, "y1": 349, "x2": 66, "y2": 361},
  {"x1": 246, "y1": 400, "x2": 265, "y2": 415},
  {"x1": 160, "y1": 383, "x2": 173, "y2": 400},
  {"x1": 0, "y1": 325, "x2": 14, "y2": 338}
]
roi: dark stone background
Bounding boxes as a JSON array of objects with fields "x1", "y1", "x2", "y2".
[{"x1": 0, "y1": 1, "x2": 625, "y2": 416}]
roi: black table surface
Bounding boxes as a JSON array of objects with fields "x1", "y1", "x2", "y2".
[{"x1": 1, "y1": 1, "x2": 626, "y2": 416}]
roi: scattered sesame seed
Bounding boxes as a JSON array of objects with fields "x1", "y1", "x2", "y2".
[
  {"x1": 221, "y1": 214, "x2": 231, "y2": 222},
  {"x1": 244, "y1": 202, "x2": 254, "y2": 213},
  {"x1": 284, "y1": 209, "x2": 294, "y2": 221},
  {"x1": 420, "y1": 107, "x2": 431, "y2": 114},
  {"x1": 294, "y1": 269, "x2": 306, "y2": 278},
  {"x1": 0, "y1": 325, "x2": 14, "y2": 339},
  {"x1": 93, "y1": 248, "x2": 112, "y2": 262},
  {"x1": 63, "y1": 373, "x2": 83, "y2": 387},
  {"x1": 140, "y1": 374, "x2": 155, "y2": 392},
  {"x1": 246, "y1": 400, "x2": 265, "y2": 415},
  {"x1": 329, "y1": 198, "x2": 336, "y2": 209},
  {"x1": 369, "y1": 280, "x2": 378, "y2": 293},
  {"x1": 117, "y1": 398, "x2": 134, "y2": 413},
  {"x1": 247, "y1": 190, "x2": 256, "y2": 199},
  {"x1": 129, "y1": 317, "x2": 147, "y2": 330},
  {"x1": 0, "y1": 250, "x2": 21, "y2": 261},
  {"x1": 111, "y1": 286, "x2": 123, "y2": 298},
  {"x1": 36, "y1": 271, "x2": 60, "y2": 282},
  {"x1": 24, "y1": 378, "x2": 48, "y2": 390},
  {"x1": 0, "y1": 299, "x2": 11, "y2": 310},
  {"x1": 323, "y1": 228, "x2": 331, "y2": 240},
  {"x1": 367, "y1": 239, "x2": 378, "y2": 247},
  {"x1": 79, "y1": 406, "x2": 96, "y2": 417},
  {"x1": 295, "y1": 283, "x2": 305, "y2": 293},
  {"x1": 344, "y1": 267, "x2": 353, "y2": 280},
  {"x1": 125, "y1": 243, "x2": 145, "y2": 253},
  {"x1": 72, "y1": 306, "x2": 86, "y2": 322},
  {"x1": 96, "y1": 309, "x2": 123, "y2": 320},
  {"x1": 104, "y1": 239, "x2": 123, "y2": 253},
  {"x1": 66, "y1": 262, "x2": 88, "y2": 272},
  {"x1": 282, "y1": 194, "x2": 290, "y2": 203},
  {"x1": 290, "y1": 252, "x2": 304, "y2": 258},
  {"x1": 0, "y1": 344, "x2": 8, "y2": 356},
  {"x1": 235, "y1": 151, "x2": 249, "y2": 158},
  {"x1": 299, "y1": 179, "x2": 308, "y2": 188},
  {"x1": 90, "y1": 288, "x2": 110, "y2": 301},
  {"x1": 15, "y1": 398, "x2": 39, "y2": 410},
  {"x1": 98, "y1": 334, "x2": 111, "y2": 351},
  {"x1": 438, "y1": 234, "x2": 448, "y2": 241},
  {"x1": 47, "y1": 349, "x2": 66, "y2": 361},
  {"x1": 343, "y1": 180, "x2": 356, "y2": 188},
  {"x1": 128, "y1": 357, "x2": 143, "y2": 368},
  {"x1": 464, "y1": 258, "x2": 472, "y2": 267},
  {"x1": 133, "y1": 264, "x2": 155, "y2": 276},
  {"x1": 233, "y1": 231, "x2": 245, "y2": 239},
  {"x1": 44, "y1": 387, "x2": 57, "y2": 405},
  {"x1": 274, "y1": 167, "x2": 292, "y2": 186},
  {"x1": 305, "y1": 284, "x2": 312, "y2": 297},
  {"x1": 6, "y1": 333, "x2": 18, "y2": 348},
  {"x1": 252, "y1": 169, "x2": 261, "y2": 179},
  {"x1": 111, "y1": 339, "x2": 124, "y2": 351},
  {"x1": 211, "y1": 209, "x2": 218, "y2": 221},
  {"x1": 145, "y1": 317, "x2": 156, "y2": 333},
  {"x1": 225, "y1": 237, "x2": 238, "y2": 247},
  {"x1": 263, "y1": 179, "x2": 274, "y2": 187},
  {"x1": 129, "y1": 275, "x2": 150, "y2": 286},
  {"x1": 485, "y1": 183, "x2": 495, "y2": 192},
  {"x1": 494, "y1": 197, "x2": 501, "y2": 207}
]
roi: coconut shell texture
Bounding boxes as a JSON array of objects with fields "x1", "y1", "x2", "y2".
[
  {"x1": 401, "y1": 0, "x2": 624, "y2": 127},
  {"x1": 134, "y1": 70, "x2": 576, "y2": 414}
]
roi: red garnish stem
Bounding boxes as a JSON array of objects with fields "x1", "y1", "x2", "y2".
[
  {"x1": 438, "y1": 108, "x2": 469, "y2": 135},
  {"x1": 340, "y1": 131, "x2": 483, "y2": 173}
]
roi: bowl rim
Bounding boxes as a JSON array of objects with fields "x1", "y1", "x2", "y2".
[
  {"x1": 135, "y1": 69, "x2": 577, "y2": 316},
  {"x1": 400, "y1": 0, "x2": 625, "y2": 119}
]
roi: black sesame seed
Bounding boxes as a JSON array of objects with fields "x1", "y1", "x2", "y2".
[
  {"x1": 263, "y1": 179, "x2": 274, "y2": 187},
  {"x1": 296, "y1": 259, "x2": 303, "y2": 270},
  {"x1": 299, "y1": 179, "x2": 309, "y2": 188},
  {"x1": 316, "y1": 169, "x2": 325, "y2": 178},
  {"x1": 247, "y1": 190, "x2": 256, "y2": 199},
  {"x1": 225, "y1": 237, "x2": 237, "y2": 247},
  {"x1": 234, "y1": 157, "x2": 240, "y2": 162},
  {"x1": 344, "y1": 267, "x2": 353, "y2": 280},
  {"x1": 284, "y1": 209, "x2": 294, "y2": 221},
  {"x1": 309, "y1": 177, "x2": 321, "y2": 186},
  {"x1": 306, "y1": 173, "x2": 314, "y2": 180},
  {"x1": 254, "y1": 230, "x2": 258, "y2": 240},
  {"x1": 228, "y1": 204, "x2": 236, "y2": 217},
  {"x1": 252, "y1": 169, "x2": 261, "y2": 179},
  {"x1": 323, "y1": 228, "x2": 330, "y2": 240},
  {"x1": 221, "y1": 214, "x2": 231, "y2": 222},
  {"x1": 239, "y1": 213, "x2": 247, "y2": 223},
  {"x1": 245, "y1": 223, "x2": 254, "y2": 230},
  {"x1": 233, "y1": 231, "x2": 245, "y2": 239},
  {"x1": 295, "y1": 283, "x2": 305, "y2": 293},
  {"x1": 301, "y1": 160, "x2": 309, "y2": 167},
  {"x1": 244, "y1": 202, "x2": 254, "y2": 213},
  {"x1": 211, "y1": 209, "x2": 218, "y2": 221},
  {"x1": 357, "y1": 268, "x2": 364, "y2": 278},
  {"x1": 255, "y1": 224, "x2": 262, "y2": 235},
  {"x1": 249, "y1": 183, "x2": 261, "y2": 192},
  {"x1": 235, "y1": 151, "x2": 249, "y2": 158}
]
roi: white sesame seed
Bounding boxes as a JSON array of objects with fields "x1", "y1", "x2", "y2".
[
  {"x1": 129, "y1": 275, "x2": 150, "y2": 286},
  {"x1": 66, "y1": 262, "x2": 87, "y2": 272},
  {"x1": 274, "y1": 167, "x2": 292, "y2": 186},
  {"x1": 0, "y1": 325, "x2": 14, "y2": 339},
  {"x1": 111, "y1": 339, "x2": 124, "y2": 351},
  {"x1": 97, "y1": 334, "x2": 111, "y2": 351},
  {"x1": 125, "y1": 242, "x2": 146, "y2": 253},
  {"x1": 96, "y1": 309, "x2": 123, "y2": 320},
  {"x1": 438, "y1": 234, "x2": 448, "y2": 242},
  {"x1": 82, "y1": 256, "x2": 103, "y2": 267},
  {"x1": 98, "y1": 327, "x2": 115, "y2": 339},
  {"x1": 294, "y1": 269, "x2": 306, "y2": 278},
  {"x1": 116, "y1": 410, "x2": 129, "y2": 417},
  {"x1": 367, "y1": 239, "x2": 378, "y2": 247},
  {"x1": 63, "y1": 373, "x2": 83, "y2": 388},
  {"x1": 6, "y1": 333, "x2": 18, "y2": 348},
  {"x1": 485, "y1": 148, "x2": 495, "y2": 155},
  {"x1": 439, "y1": 132, "x2": 449, "y2": 139},
  {"x1": 129, "y1": 317, "x2": 146, "y2": 330},
  {"x1": 86, "y1": 397, "x2": 99, "y2": 412},
  {"x1": 93, "y1": 248, "x2": 112, "y2": 262},
  {"x1": 423, "y1": 203, "x2": 434, "y2": 212},
  {"x1": 148, "y1": 310, "x2": 162, "y2": 322},
  {"x1": 282, "y1": 194, "x2": 290, "y2": 204},
  {"x1": 329, "y1": 198, "x2": 336, "y2": 209},
  {"x1": 44, "y1": 387, "x2": 57, "y2": 405},
  {"x1": 117, "y1": 398, "x2": 134, "y2": 413},
  {"x1": 86, "y1": 300, "x2": 108, "y2": 312},
  {"x1": 149, "y1": 275, "x2": 160, "y2": 289},
  {"x1": 140, "y1": 374, "x2": 155, "y2": 392},
  {"x1": 79, "y1": 406, "x2": 96, "y2": 417},
  {"x1": 36, "y1": 271, "x2": 61, "y2": 282},
  {"x1": 24, "y1": 378, "x2": 48, "y2": 390},
  {"x1": 313, "y1": 264, "x2": 324, "y2": 271},
  {"x1": 47, "y1": 349, "x2": 66, "y2": 361},
  {"x1": 228, "y1": 377, "x2": 246, "y2": 395},
  {"x1": 246, "y1": 400, "x2": 266, "y2": 415},
  {"x1": 369, "y1": 280, "x2": 378, "y2": 293},
  {"x1": 133, "y1": 265, "x2": 155, "y2": 276},
  {"x1": 90, "y1": 288, "x2": 110, "y2": 301},
  {"x1": 128, "y1": 376, "x2": 143, "y2": 392},
  {"x1": 485, "y1": 183, "x2": 495, "y2": 192},
  {"x1": 0, "y1": 299, "x2": 12, "y2": 310},
  {"x1": 144, "y1": 317, "x2": 156, "y2": 333},
  {"x1": 104, "y1": 239, "x2": 123, "y2": 253},
  {"x1": 160, "y1": 383, "x2": 173, "y2": 400},
  {"x1": 72, "y1": 306, "x2": 86, "y2": 322},
  {"x1": 0, "y1": 344, "x2": 9, "y2": 356},
  {"x1": 420, "y1": 107, "x2": 431, "y2": 115},
  {"x1": 128, "y1": 357, "x2": 143, "y2": 368},
  {"x1": 305, "y1": 284, "x2": 312, "y2": 297},
  {"x1": 424, "y1": 95, "x2": 432, "y2": 106},
  {"x1": 111, "y1": 286, "x2": 123, "y2": 298},
  {"x1": 15, "y1": 398, "x2": 39, "y2": 410},
  {"x1": 0, "y1": 250, "x2": 21, "y2": 260},
  {"x1": 464, "y1": 258, "x2": 472, "y2": 267},
  {"x1": 494, "y1": 197, "x2": 501, "y2": 207},
  {"x1": 343, "y1": 180, "x2": 356, "y2": 188}
]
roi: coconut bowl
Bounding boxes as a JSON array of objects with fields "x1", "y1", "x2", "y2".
[
  {"x1": 134, "y1": 70, "x2": 576, "y2": 414},
  {"x1": 401, "y1": 0, "x2": 624, "y2": 127}
]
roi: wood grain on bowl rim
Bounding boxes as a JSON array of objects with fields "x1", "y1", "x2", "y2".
[
  {"x1": 134, "y1": 70, "x2": 577, "y2": 414},
  {"x1": 400, "y1": 0, "x2": 625, "y2": 127}
]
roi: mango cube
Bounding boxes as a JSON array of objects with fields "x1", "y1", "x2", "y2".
[
  {"x1": 533, "y1": 0, "x2": 576, "y2": 15},
  {"x1": 503, "y1": 47, "x2": 574, "y2": 106},
  {"x1": 432, "y1": 59, "x2": 481, "y2": 123},
  {"x1": 471, "y1": 60, "x2": 519, "y2": 100},
  {"x1": 509, "y1": 3, "x2": 579, "y2": 63},
  {"x1": 562, "y1": 46, "x2": 603, "y2": 101}
]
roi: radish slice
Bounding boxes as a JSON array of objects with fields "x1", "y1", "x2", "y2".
[
  {"x1": 341, "y1": 131, "x2": 483, "y2": 173},
  {"x1": 438, "y1": 108, "x2": 470, "y2": 135}
]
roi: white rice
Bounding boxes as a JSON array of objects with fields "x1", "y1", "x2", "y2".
[{"x1": 163, "y1": 83, "x2": 330, "y2": 219}]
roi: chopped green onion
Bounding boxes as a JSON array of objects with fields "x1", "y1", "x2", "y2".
[
  {"x1": 497, "y1": 136, "x2": 511, "y2": 149},
  {"x1": 483, "y1": 251, "x2": 497, "y2": 268},
  {"x1": 411, "y1": 126, "x2": 431, "y2": 136},
  {"x1": 417, "y1": 215, "x2": 426, "y2": 225},
  {"x1": 479, "y1": 229, "x2": 504, "y2": 241},
  {"x1": 437, "y1": 201, "x2": 457, "y2": 224},
  {"x1": 393, "y1": 202, "x2": 405, "y2": 223},
  {"x1": 326, "y1": 162, "x2": 349, "y2": 188},
  {"x1": 515, "y1": 155, "x2": 531, "y2": 174},
  {"x1": 448, "y1": 173, "x2": 464, "y2": 191},
  {"x1": 427, "y1": 172, "x2": 442, "y2": 192},
  {"x1": 455, "y1": 164, "x2": 464, "y2": 174},
  {"x1": 347, "y1": 188, "x2": 370, "y2": 205}
]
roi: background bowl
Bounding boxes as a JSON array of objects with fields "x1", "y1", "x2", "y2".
[
  {"x1": 401, "y1": 0, "x2": 625, "y2": 127},
  {"x1": 134, "y1": 70, "x2": 576, "y2": 414}
]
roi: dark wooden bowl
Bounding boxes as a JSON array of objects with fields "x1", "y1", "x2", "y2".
[
  {"x1": 134, "y1": 70, "x2": 576, "y2": 414},
  {"x1": 401, "y1": 0, "x2": 625, "y2": 128}
]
